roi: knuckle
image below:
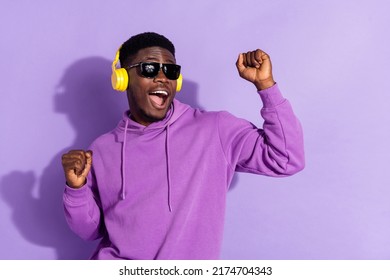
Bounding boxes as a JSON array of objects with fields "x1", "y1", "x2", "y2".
[{"x1": 74, "y1": 162, "x2": 82, "y2": 170}]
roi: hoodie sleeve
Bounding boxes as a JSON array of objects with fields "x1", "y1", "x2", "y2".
[
  {"x1": 63, "y1": 165, "x2": 103, "y2": 241},
  {"x1": 217, "y1": 83, "x2": 305, "y2": 176}
]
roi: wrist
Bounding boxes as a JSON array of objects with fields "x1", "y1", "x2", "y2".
[
  {"x1": 254, "y1": 77, "x2": 275, "y2": 91},
  {"x1": 66, "y1": 178, "x2": 87, "y2": 189}
]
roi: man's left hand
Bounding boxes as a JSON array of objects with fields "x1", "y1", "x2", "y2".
[{"x1": 236, "y1": 49, "x2": 275, "y2": 91}]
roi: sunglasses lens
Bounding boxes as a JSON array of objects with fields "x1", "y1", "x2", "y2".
[
  {"x1": 141, "y1": 63, "x2": 159, "y2": 78},
  {"x1": 139, "y1": 63, "x2": 181, "y2": 80},
  {"x1": 163, "y1": 64, "x2": 181, "y2": 80}
]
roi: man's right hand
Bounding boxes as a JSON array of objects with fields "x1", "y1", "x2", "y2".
[{"x1": 61, "y1": 150, "x2": 92, "y2": 188}]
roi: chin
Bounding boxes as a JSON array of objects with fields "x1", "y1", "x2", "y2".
[{"x1": 144, "y1": 112, "x2": 167, "y2": 123}]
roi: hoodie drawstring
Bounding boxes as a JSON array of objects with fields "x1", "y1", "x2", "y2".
[
  {"x1": 121, "y1": 117, "x2": 129, "y2": 200},
  {"x1": 165, "y1": 125, "x2": 173, "y2": 212},
  {"x1": 119, "y1": 108, "x2": 175, "y2": 212}
]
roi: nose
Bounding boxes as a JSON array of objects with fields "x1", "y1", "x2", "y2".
[{"x1": 153, "y1": 66, "x2": 168, "y2": 82}]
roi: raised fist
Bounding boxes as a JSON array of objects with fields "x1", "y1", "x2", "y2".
[{"x1": 61, "y1": 150, "x2": 92, "y2": 188}]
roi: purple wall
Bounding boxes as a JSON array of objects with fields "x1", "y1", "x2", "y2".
[{"x1": 1, "y1": 0, "x2": 389, "y2": 259}]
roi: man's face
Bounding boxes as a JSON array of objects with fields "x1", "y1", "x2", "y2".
[{"x1": 126, "y1": 46, "x2": 178, "y2": 126}]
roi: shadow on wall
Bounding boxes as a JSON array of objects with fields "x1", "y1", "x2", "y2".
[
  {"x1": 175, "y1": 79, "x2": 203, "y2": 110},
  {"x1": 0, "y1": 57, "x2": 204, "y2": 259}
]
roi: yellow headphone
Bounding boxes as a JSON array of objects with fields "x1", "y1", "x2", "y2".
[{"x1": 111, "y1": 46, "x2": 183, "y2": 92}]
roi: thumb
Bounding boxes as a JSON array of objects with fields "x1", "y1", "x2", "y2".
[
  {"x1": 235, "y1": 53, "x2": 246, "y2": 75},
  {"x1": 81, "y1": 150, "x2": 93, "y2": 177}
]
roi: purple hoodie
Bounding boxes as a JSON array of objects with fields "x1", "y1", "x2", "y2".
[{"x1": 63, "y1": 84, "x2": 305, "y2": 259}]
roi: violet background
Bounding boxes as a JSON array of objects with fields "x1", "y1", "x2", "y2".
[{"x1": 1, "y1": 0, "x2": 389, "y2": 259}]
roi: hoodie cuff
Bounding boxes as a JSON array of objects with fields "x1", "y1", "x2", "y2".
[
  {"x1": 257, "y1": 83, "x2": 285, "y2": 108},
  {"x1": 64, "y1": 184, "x2": 89, "y2": 204}
]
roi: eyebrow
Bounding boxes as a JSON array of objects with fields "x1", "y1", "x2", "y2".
[{"x1": 143, "y1": 56, "x2": 176, "y2": 64}]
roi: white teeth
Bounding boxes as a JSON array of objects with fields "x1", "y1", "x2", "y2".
[{"x1": 151, "y1": 90, "x2": 168, "y2": 96}]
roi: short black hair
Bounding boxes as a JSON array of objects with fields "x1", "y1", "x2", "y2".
[{"x1": 119, "y1": 32, "x2": 176, "y2": 67}]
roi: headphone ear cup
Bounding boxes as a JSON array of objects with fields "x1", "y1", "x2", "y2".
[
  {"x1": 176, "y1": 74, "x2": 183, "y2": 92},
  {"x1": 111, "y1": 68, "x2": 129, "y2": 92}
]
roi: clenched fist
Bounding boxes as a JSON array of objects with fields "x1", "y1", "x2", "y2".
[
  {"x1": 61, "y1": 150, "x2": 92, "y2": 188},
  {"x1": 236, "y1": 49, "x2": 275, "y2": 91}
]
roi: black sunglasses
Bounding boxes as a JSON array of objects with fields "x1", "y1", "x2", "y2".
[{"x1": 127, "y1": 62, "x2": 181, "y2": 80}]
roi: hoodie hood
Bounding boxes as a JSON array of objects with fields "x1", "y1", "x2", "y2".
[
  {"x1": 116, "y1": 99, "x2": 191, "y2": 134},
  {"x1": 116, "y1": 99, "x2": 191, "y2": 211}
]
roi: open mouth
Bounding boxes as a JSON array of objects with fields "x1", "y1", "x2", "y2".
[{"x1": 149, "y1": 90, "x2": 169, "y2": 108}]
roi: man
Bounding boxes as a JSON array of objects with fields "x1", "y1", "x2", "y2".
[{"x1": 61, "y1": 32, "x2": 304, "y2": 259}]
